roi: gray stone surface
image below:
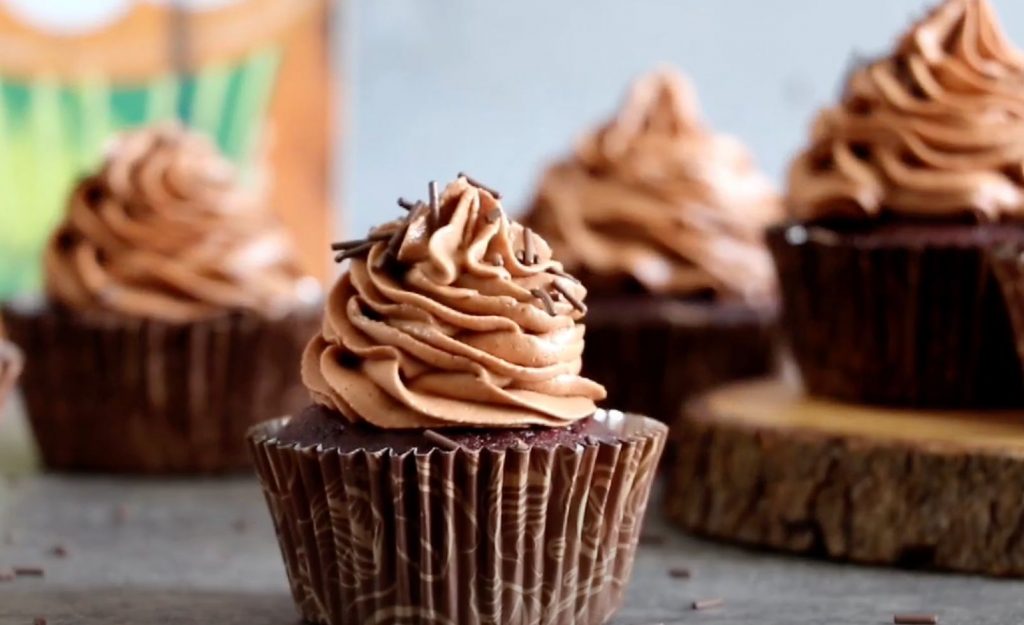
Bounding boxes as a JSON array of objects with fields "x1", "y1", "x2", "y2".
[
  {"x1": 1, "y1": 473, "x2": 1023, "y2": 625},
  {"x1": 1, "y1": 403, "x2": 1023, "y2": 624}
]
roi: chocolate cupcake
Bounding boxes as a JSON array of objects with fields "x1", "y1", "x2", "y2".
[
  {"x1": 3, "y1": 124, "x2": 322, "y2": 473},
  {"x1": 523, "y1": 69, "x2": 782, "y2": 422},
  {"x1": 249, "y1": 176, "x2": 666, "y2": 625},
  {"x1": 771, "y1": 0, "x2": 1024, "y2": 407}
]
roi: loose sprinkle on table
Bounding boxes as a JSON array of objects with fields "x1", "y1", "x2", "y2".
[
  {"x1": 894, "y1": 615, "x2": 938, "y2": 625},
  {"x1": 691, "y1": 598, "x2": 724, "y2": 610}
]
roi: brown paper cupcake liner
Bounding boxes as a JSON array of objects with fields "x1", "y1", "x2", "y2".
[
  {"x1": 0, "y1": 340, "x2": 23, "y2": 411},
  {"x1": 767, "y1": 222, "x2": 1024, "y2": 408},
  {"x1": 249, "y1": 411, "x2": 666, "y2": 625},
  {"x1": 2, "y1": 301, "x2": 320, "y2": 473},
  {"x1": 583, "y1": 297, "x2": 777, "y2": 424},
  {"x1": 991, "y1": 243, "x2": 1024, "y2": 381}
]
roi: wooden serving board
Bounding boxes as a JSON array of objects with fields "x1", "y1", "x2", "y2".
[{"x1": 664, "y1": 378, "x2": 1024, "y2": 576}]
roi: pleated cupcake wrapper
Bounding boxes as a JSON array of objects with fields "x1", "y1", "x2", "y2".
[
  {"x1": 583, "y1": 300, "x2": 777, "y2": 424},
  {"x1": 2, "y1": 304, "x2": 319, "y2": 473},
  {"x1": 0, "y1": 340, "x2": 23, "y2": 411},
  {"x1": 767, "y1": 225, "x2": 1023, "y2": 408},
  {"x1": 990, "y1": 244, "x2": 1024, "y2": 385},
  {"x1": 249, "y1": 415, "x2": 667, "y2": 625}
]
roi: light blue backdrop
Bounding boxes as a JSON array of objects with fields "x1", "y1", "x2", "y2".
[{"x1": 342, "y1": 0, "x2": 1024, "y2": 235}]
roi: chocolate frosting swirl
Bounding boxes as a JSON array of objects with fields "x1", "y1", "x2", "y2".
[
  {"x1": 46, "y1": 124, "x2": 318, "y2": 322},
  {"x1": 789, "y1": 0, "x2": 1024, "y2": 221},
  {"x1": 303, "y1": 177, "x2": 607, "y2": 429},
  {"x1": 525, "y1": 69, "x2": 781, "y2": 303}
]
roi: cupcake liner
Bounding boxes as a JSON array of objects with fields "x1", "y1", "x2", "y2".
[
  {"x1": 583, "y1": 298, "x2": 777, "y2": 424},
  {"x1": 991, "y1": 244, "x2": 1024, "y2": 381},
  {"x1": 248, "y1": 411, "x2": 667, "y2": 625},
  {"x1": 2, "y1": 301, "x2": 320, "y2": 473},
  {"x1": 767, "y1": 223, "x2": 1024, "y2": 408},
  {"x1": 0, "y1": 339, "x2": 23, "y2": 410}
]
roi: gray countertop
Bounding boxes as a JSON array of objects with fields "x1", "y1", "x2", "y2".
[{"x1": 0, "y1": 408, "x2": 1022, "y2": 625}]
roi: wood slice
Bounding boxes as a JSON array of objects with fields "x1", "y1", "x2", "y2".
[{"x1": 664, "y1": 378, "x2": 1024, "y2": 577}]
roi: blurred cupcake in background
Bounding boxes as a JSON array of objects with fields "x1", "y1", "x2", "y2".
[
  {"x1": 524, "y1": 68, "x2": 782, "y2": 423},
  {"x1": 3, "y1": 123, "x2": 321, "y2": 473},
  {"x1": 0, "y1": 0, "x2": 333, "y2": 300},
  {"x1": 770, "y1": 0, "x2": 1024, "y2": 407}
]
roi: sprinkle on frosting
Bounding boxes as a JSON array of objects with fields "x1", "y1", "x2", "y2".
[
  {"x1": 788, "y1": 0, "x2": 1024, "y2": 221},
  {"x1": 525, "y1": 68, "x2": 781, "y2": 303},
  {"x1": 302, "y1": 176, "x2": 607, "y2": 429},
  {"x1": 45, "y1": 123, "x2": 319, "y2": 322}
]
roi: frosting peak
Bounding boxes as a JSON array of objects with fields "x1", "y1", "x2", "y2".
[
  {"x1": 788, "y1": 0, "x2": 1024, "y2": 221},
  {"x1": 525, "y1": 69, "x2": 781, "y2": 303},
  {"x1": 302, "y1": 177, "x2": 607, "y2": 429},
  {"x1": 45, "y1": 124, "x2": 318, "y2": 322}
]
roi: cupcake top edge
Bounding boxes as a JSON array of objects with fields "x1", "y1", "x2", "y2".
[
  {"x1": 524, "y1": 67, "x2": 782, "y2": 305},
  {"x1": 302, "y1": 175, "x2": 608, "y2": 430},
  {"x1": 787, "y1": 0, "x2": 1024, "y2": 223},
  {"x1": 44, "y1": 122, "x2": 320, "y2": 323}
]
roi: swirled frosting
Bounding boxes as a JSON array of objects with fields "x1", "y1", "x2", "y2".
[
  {"x1": 302, "y1": 177, "x2": 607, "y2": 429},
  {"x1": 45, "y1": 124, "x2": 318, "y2": 322},
  {"x1": 525, "y1": 69, "x2": 781, "y2": 303},
  {"x1": 789, "y1": 0, "x2": 1024, "y2": 221}
]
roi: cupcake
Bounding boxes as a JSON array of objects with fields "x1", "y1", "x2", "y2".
[
  {"x1": 523, "y1": 68, "x2": 782, "y2": 422},
  {"x1": 249, "y1": 176, "x2": 666, "y2": 625},
  {"x1": 0, "y1": 0, "x2": 330, "y2": 299},
  {"x1": 3, "y1": 123, "x2": 322, "y2": 473},
  {"x1": 770, "y1": 0, "x2": 1024, "y2": 407}
]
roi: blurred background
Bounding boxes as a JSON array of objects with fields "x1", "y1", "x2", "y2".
[
  {"x1": 3, "y1": 0, "x2": 1024, "y2": 292},
  {"x1": 350, "y1": 0, "x2": 1024, "y2": 235}
]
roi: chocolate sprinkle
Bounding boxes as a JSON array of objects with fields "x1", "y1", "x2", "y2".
[
  {"x1": 428, "y1": 181, "x2": 440, "y2": 229},
  {"x1": 531, "y1": 288, "x2": 556, "y2": 316},
  {"x1": 49, "y1": 545, "x2": 68, "y2": 558},
  {"x1": 423, "y1": 429, "x2": 461, "y2": 451},
  {"x1": 458, "y1": 171, "x2": 503, "y2": 199},
  {"x1": 546, "y1": 266, "x2": 580, "y2": 283},
  {"x1": 552, "y1": 279, "x2": 587, "y2": 313},
  {"x1": 691, "y1": 598, "x2": 724, "y2": 610},
  {"x1": 14, "y1": 566, "x2": 44, "y2": 578},
  {"x1": 667, "y1": 566, "x2": 691, "y2": 579},
  {"x1": 380, "y1": 222, "x2": 409, "y2": 268},
  {"x1": 397, "y1": 197, "x2": 416, "y2": 211},
  {"x1": 334, "y1": 240, "x2": 376, "y2": 263},
  {"x1": 894, "y1": 615, "x2": 938, "y2": 625},
  {"x1": 330, "y1": 232, "x2": 389, "y2": 252}
]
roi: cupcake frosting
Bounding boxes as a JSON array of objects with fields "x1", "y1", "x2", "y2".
[
  {"x1": 45, "y1": 124, "x2": 317, "y2": 322},
  {"x1": 302, "y1": 177, "x2": 607, "y2": 429},
  {"x1": 789, "y1": 0, "x2": 1024, "y2": 221},
  {"x1": 526, "y1": 69, "x2": 781, "y2": 303}
]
